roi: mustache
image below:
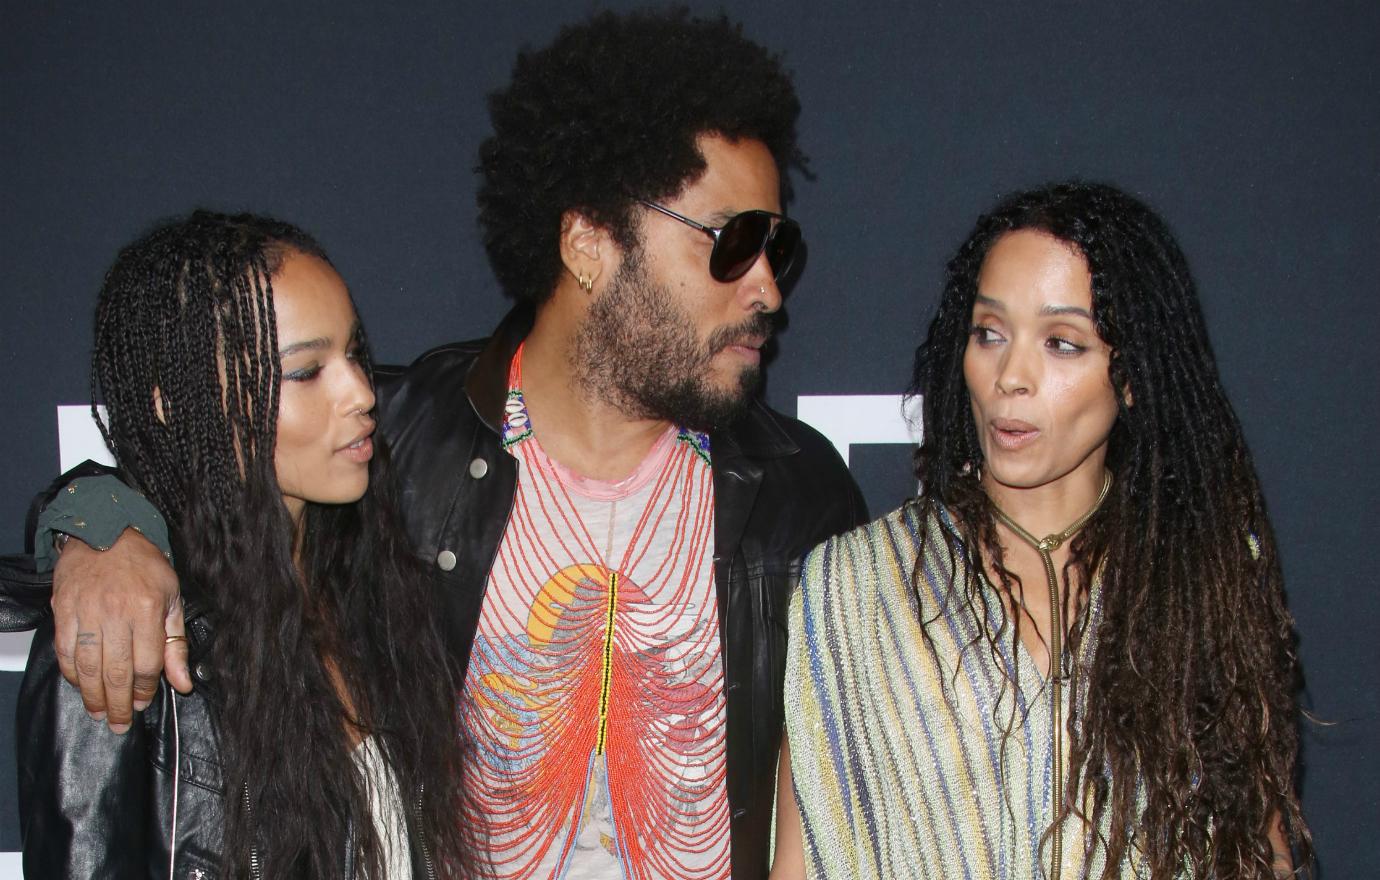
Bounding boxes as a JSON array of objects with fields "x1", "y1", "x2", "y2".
[{"x1": 706, "y1": 312, "x2": 776, "y2": 354}]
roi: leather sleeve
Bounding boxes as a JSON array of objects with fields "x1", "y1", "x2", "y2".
[
  {"x1": 784, "y1": 413, "x2": 871, "y2": 541},
  {"x1": 17, "y1": 620, "x2": 152, "y2": 878},
  {"x1": 0, "y1": 554, "x2": 51, "y2": 632},
  {"x1": 840, "y1": 465, "x2": 870, "y2": 531}
]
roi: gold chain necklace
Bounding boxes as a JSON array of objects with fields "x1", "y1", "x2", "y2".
[{"x1": 988, "y1": 469, "x2": 1111, "y2": 880}]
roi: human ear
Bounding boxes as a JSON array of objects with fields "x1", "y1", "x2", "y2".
[
  {"x1": 1109, "y1": 350, "x2": 1133, "y2": 408},
  {"x1": 558, "y1": 210, "x2": 606, "y2": 293}
]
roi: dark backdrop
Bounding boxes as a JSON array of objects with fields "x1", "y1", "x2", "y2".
[{"x1": 2, "y1": 1, "x2": 1375, "y2": 874}]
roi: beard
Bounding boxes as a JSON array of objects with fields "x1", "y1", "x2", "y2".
[{"x1": 570, "y1": 248, "x2": 773, "y2": 431}]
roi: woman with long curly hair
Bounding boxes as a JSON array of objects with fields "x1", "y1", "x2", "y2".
[
  {"x1": 771, "y1": 182, "x2": 1309, "y2": 879},
  {"x1": 14, "y1": 211, "x2": 467, "y2": 878}
]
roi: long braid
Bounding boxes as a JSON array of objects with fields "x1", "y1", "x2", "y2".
[
  {"x1": 909, "y1": 182, "x2": 1310, "y2": 877},
  {"x1": 89, "y1": 211, "x2": 468, "y2": 878}
]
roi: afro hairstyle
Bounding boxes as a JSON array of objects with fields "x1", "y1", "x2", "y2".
[{"x1": 477, "y1": 7, "x2": 805, "y2": 304}]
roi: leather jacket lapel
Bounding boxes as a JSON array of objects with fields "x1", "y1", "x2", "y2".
[
  {"x1": 463, "y1": 304, "x2": 534, "y2": 432},
  {"x1": 710, "y1": 446, "x2": 763, "y2": 623}
]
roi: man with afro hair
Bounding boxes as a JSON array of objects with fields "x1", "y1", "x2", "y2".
[{"x1": 39, "y1": 9, "x2": 866, "y2": 879}]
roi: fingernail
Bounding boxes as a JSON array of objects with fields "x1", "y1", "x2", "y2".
[
  {"x1": 90, "y1": 711, "x2": 106, "y2": 721},
  {"x1": 109, "y1": 723, "x2": 130, "y2": 735},
  {"x1": 133, "y1": 700, "x2": 150, "y2": 711}
]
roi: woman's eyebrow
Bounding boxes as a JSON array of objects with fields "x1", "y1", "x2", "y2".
[
  {"x1": 279, "y1": 337, "x2": 331, "y2": 358},
  {"x1": 975, "y1": 294, "x2": 1091, "y2": 320},
  {"x1": 1039, "y1": 304, "x2": 1093, "y2": 319}
]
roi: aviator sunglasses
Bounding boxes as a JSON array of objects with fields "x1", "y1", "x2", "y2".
[{"x1": 639, "y1": 200, "x2": 802, "y2": 283}]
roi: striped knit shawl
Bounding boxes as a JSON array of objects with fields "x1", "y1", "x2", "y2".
[{"x1": 783, "y1": 504, "x2": 1160, "y2": 879}]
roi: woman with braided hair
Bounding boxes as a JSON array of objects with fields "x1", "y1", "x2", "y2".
[
  {"x1": 771, "y1": 182, "x2": 1309, "y2": 879},
  {"x1": 15, "y1": 211, "x2": 467, "y2": 878}
]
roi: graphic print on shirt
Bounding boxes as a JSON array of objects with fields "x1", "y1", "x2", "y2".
[{"x1": 462, "y1": 348, "x2": 728, "y2": 880}]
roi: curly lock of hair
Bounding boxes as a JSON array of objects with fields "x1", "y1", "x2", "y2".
[
  {"x1": 908, "y1": 182, "x2": 1312, "y2": 877},
  {"x1": 477, "y1": 7, "x2": 805, "y2": 304}
]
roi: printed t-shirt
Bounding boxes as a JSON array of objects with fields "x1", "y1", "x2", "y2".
[{"x1": 461, "y1": 358, "x2": 729, "y2": 880}]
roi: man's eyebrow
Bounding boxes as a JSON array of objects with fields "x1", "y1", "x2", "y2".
[{"x1": 279, "y1": 337, "x2": 331, "y2": 358}]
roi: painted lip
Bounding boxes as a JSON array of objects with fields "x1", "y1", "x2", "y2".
[
  {"x1": 989, "y1": 417, "x2": 1040, "y2": 451},
  {"x1": 336, "y1": 425, "x2": 376, "y2": 463}
]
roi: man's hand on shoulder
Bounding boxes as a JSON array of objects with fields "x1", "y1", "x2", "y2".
[{"x1": 51, "y1": 527, "x2": 191, "y2": 733}]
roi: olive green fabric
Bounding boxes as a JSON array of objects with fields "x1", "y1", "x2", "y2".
[{"x1": 35, "y1": 475, "x2": 171, "y2": 573}]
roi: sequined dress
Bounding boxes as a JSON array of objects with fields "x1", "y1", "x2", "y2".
[{"x1": 783, "y1": 504, "x2": 1158, "y2": 879}]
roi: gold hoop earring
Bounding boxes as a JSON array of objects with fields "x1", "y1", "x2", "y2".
[{"x1": 578, "y1": 273, "x2": 593, "y2": 293}]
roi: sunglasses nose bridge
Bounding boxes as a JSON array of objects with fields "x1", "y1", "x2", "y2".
[{"x1": 733, "y1": 250, "x2": 785, "y2": 313}]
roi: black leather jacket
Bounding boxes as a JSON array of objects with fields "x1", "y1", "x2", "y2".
[
  {"x1": 1, "y1": 554, "x2": 438, "y2": 880},
  {"x1": 2, "y1": 307, "x2": 865, "y2": 878},
  {"x1": 376, "y1": 307, "x2": 867, "y2": 878}
]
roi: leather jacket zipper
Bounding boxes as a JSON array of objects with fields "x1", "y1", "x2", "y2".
[
  {"x1": 245, "y1": 770, "x2": 431, "y2": 879},
  {"x1": 413, "y1": 783, "x2": 437, "y2": 880},
  {"x1": 243, "y1": 784, "x2": 262, "y2": 880}
]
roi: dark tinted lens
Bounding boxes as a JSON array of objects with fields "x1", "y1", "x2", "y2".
[
  {"x1": 709, "y1": 211, "x2": 775, "y2": 282},
  {"x1": 765, "y1": 220, "x2": 801, "y2": 281}
]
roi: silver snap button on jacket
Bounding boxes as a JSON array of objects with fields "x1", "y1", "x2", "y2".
[{"x1": 436, "y1": 549, "x2": 457, "y2": 571}]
